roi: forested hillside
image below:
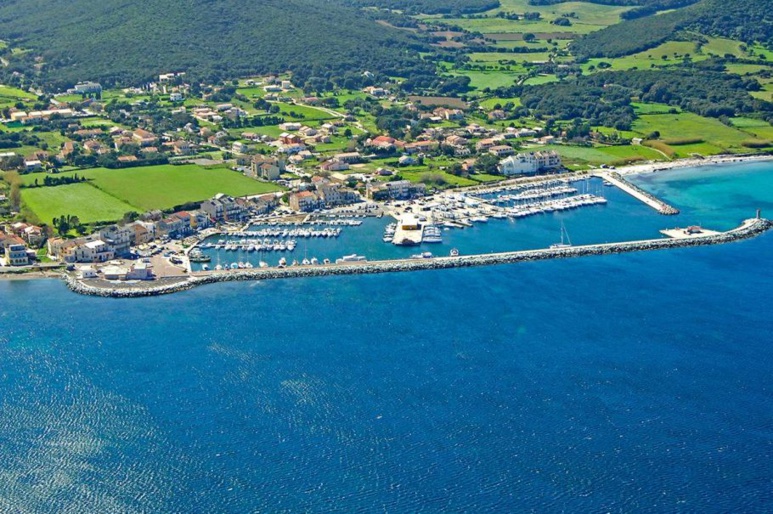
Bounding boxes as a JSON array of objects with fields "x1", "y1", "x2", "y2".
[
  {"x1": 0, "y1": 0, "x2": 431, "y2": 89},
  {"x1": 340, "y1": 0, "x2": 500, "y2": 15},
  {"x1": 571, "y1": 0, "x2": 773, "y2": 58},
  {"x1": 506, "y1": 65, "x2": 773, "y2": 129}
]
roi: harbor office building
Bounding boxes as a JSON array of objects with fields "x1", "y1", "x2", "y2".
[{"x1": 498, "y1": 151, "x2": 562, "y2": 176}]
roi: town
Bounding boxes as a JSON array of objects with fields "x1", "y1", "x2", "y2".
[{"x1": 0, "y1": 73, "x2": 578, "y2": 277}]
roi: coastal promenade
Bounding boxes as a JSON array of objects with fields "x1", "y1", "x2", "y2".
[
  {"x1": 63, "y1": 216, "x2": 771, "y2": 298},
  {"x1": 595, "y1": 171, "x2": 679, "y2": 215}
]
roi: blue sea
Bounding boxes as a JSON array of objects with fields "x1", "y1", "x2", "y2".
[{"x1": 1, "y1": 161, "x2": 772, "y2": 513}]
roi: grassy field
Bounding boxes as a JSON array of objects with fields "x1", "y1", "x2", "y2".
[
  {"x1": 631, "y1": 113, "x2": 771, "y2": 157},
  {"x1": 0, "y1": 85, "x2": 37, "y2": 108},
  {"x1": 21, "y1": 164, "x2": 284, "y2": 218},
  {"x1": 21, "y1": 183, "x2": 137, "y2": 224},
  {"x1": 272, "y1": 102, "x2": 335, "y2": 121},
  {"x1": 447, "y1": 70, "x2": 521, "y2": 90},
  {"x1": 536, "y1": 144, "x2": 663, "y2": 166},
  {"x1": 427, "y1": 0, "x2": 631, "y2": 39}
]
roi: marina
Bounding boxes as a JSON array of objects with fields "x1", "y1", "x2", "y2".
[{"x1": 65, "y1": 215, "x2": 771, "y2": 297}]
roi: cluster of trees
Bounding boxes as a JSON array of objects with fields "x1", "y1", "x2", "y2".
[
  {"x1": 506, "y1": 66, "x2": 773, "y2": 129},
  {"x1": 29, "y1": 174, "x2": 87, "y2": 188},
  {"x1": 516, "y1": 81, "x2": 636, "y2": 130},
  {"x1": 0, "y1": 131, "x2": 42, "y2": 150},
  {"x1": 572, "y1": 0, "x2": 773, "y2": 59},
  {"x1": 52, "y1": 214, "x2": 85, "y2": 236},
  {"x1": 0, "y1": 0, "x2": 433, "y2": 90}
]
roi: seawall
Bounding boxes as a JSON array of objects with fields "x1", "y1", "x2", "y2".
[
  {"x1": 63, "y1": 218, "x2": 772, "y2": 298},
  {"x1": 595, "y1": 171, "x2": 680, "y2": 215}
]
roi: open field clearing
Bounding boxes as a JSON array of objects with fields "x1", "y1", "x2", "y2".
[
  {"x1": 21, "y1": 183, "x2": 137, "y2": 224},
  {"x1": 21, "y1": 164, "x2": 284, "y2": 214}
]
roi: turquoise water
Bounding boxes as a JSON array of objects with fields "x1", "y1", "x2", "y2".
[{"x1": 1, "y1": 161, "x2": 772, "y2": 512}]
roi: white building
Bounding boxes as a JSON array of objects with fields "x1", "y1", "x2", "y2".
[{"x1": 498, "y1": 151, "x2": 562, "y2": 176}]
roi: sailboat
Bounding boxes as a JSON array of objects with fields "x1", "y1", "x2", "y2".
[{"x1": 550, "y1": 222, "x2": 572, "y2": 249}]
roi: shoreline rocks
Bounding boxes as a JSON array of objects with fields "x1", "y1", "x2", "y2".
[{"x1": 63, "y1": 218, "x2": 772, "y2": 298}]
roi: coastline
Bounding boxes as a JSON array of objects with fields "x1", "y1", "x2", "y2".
[
  {"x1": 3, "y1": 154, "x2": 770, "y2": 286},
  {"x1": 0, "y1": 269, "x2": 64, "y2": 281},
  {"x1": 62, "y1": 216, "x2": 772, "y2": 298},
  {"x1": 612, "y1": 153, "x2": 773, "y2": 177}
]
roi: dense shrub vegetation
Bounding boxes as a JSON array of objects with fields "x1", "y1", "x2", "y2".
[
  {"x1": 0, "y1": 0, "x2": 432, "y2": 89},
  {"x1": 341, "y1": 0, "x2": 500, "y2": 15},
  {"x1": 571, "y1": 0, "x2": 773, "y2": 59},
  {"x1": 502, "y1": 66, "x2": 773, "y2": 129}
]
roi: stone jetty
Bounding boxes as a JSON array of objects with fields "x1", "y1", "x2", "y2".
[
  {"x1": 63, "y1": 217, "x2": 771, "y2": 298},
  {"x1": 597, "y1": 171, "x2": 680, "y2": 215}
]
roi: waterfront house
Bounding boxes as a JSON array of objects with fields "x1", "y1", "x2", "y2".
[
  {"x1": 498, "y1": 150, "x2": 562, "y2": 176},
  {"x1": 289, "y1": 191, "x2": 320, "y2": 212},
  {"x1": 1, "y1": 235, "x2": 29, "y2": 266},
  {"x1": 98, "y1": 225, "x2": 133, "y2": 256}
]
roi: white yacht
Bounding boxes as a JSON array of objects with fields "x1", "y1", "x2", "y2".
[
  {"x1": 422, "y1": 225, "x2": 443, "y2": 244},
  {"x1": 550, "y1": 222, "x2": 572, "y2": 249},
  {"x1": 336, "y1": 254, "x2": 367, "y2": 264}
]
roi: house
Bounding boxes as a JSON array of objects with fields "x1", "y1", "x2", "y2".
[
  {"x1": 75, "y1": 240, "x2": 115, "y2": 263},
  {"x1": 333, "y1": 152, "x2": 362, "y2": 164},
  {"x1": 1, "y1": 235, "x2": 28, "y2": 266},
  {"x1": 98, "y1": 225, "x2": 133, "y2": 256},
  {"x1": 317, "y1": 182, "x2": 358, "y2": 206},
  {"x1": 127, "y1": 221, "x2": 157, "y2": 245},
  {"x1": 363, "y1": 86, "x2": 387, "y2": 97},
  {"x1": 132, "y1": 128, "x2": 157, "y2": 146},
  {"x1": 320, "y1": 159, "x2": 349, "y2": 172},
  {"x1": 367, "y1": 135, "x2": 404, "y2": 152},
  {"x1": 489, "y1": 145, "x2": 515, "y2": 157},
  {"x1": 24, "y1": 160, "x2": 42, "y2": 172},
  {"x1": 288, "y1": 191, "x2": 320, "y2": 212},
  {"x1": 201, "y1": 194, "x2": 247, "y2": 223},
  {"x1": 71, "y1": 82, "x2": 102, "y2": 95},
  {"x1": 403, "y1": 141, "x2": 438, "y2": 154},
  {"x1": 475, "y1": 138, "x2": 498, "y2": 151},
  {"x1": 434, "y1": 107, "x2": 465, "y2": 120},
  {"x1": 279, "y1": 122, "x2": 302, "y2": 131},
  {"x1": 250, "y1": 193, "x2": 279, "y2": 215},
  {"x1": 248, "y1": 156, "x2": 285, "y2": 181},
  {"x1": 280, "y1": 133, "x2": 303, "y2": 146},
  {"x1": 171, "y1": 140, "x2": 193, "y2": 155},
  {"x1": 367, "y1": 180, "x2": 426, "y2": 200},
  {"x1": 169, "y1": 92, "x2": 183, "y2": 102}
]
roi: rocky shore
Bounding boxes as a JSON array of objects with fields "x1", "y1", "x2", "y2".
[{"x1": 62, "y1": 217, "x2": 772, "y2": 298}]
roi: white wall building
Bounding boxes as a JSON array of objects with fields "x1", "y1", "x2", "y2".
[{"x1": 498, "y1": 151, "x2": 562, "y2": 176}]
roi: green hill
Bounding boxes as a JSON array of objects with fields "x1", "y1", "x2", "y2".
[
  {"x1": 571, "y1": 0, "x2": 773, "y2": 58},
  {"x1": 0, "y1": 0, "x2": 431, "y2": 89}
]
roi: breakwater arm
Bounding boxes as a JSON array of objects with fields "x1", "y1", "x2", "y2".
[
  {"x1": 596, "y1": 171, "x2": 679, "y2": 215},
  {"x1": 63, "y1": 217, "x2": 771, "y2": 298}
]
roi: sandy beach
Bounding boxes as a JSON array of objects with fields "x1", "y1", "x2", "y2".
[
  {"x1": 0, "y1": 269, "x2": 63, "y2": 281},
  {"x1": 612, "y1": 153, "x2": 773, "y2": 176}
]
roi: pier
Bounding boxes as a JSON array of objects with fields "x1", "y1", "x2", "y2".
[
  {"x1": 595, "y1": 171, "x2": 680, "y2": 215},
  {"x1": 63, "y1": 217, "x2": 771, "y2": 298}
]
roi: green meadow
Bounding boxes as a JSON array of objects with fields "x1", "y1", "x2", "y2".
[{"x1": 21, "y1": 164, "x2": 284, "y2": 221}]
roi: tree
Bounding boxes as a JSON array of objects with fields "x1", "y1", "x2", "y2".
[{"x1": 523, "y1": 33, "x2": 536, "y2": 43}]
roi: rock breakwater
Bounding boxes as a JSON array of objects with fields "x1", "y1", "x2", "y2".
[{"x1": 64, "y1": 218, "x2": 771, "y2": 298}]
